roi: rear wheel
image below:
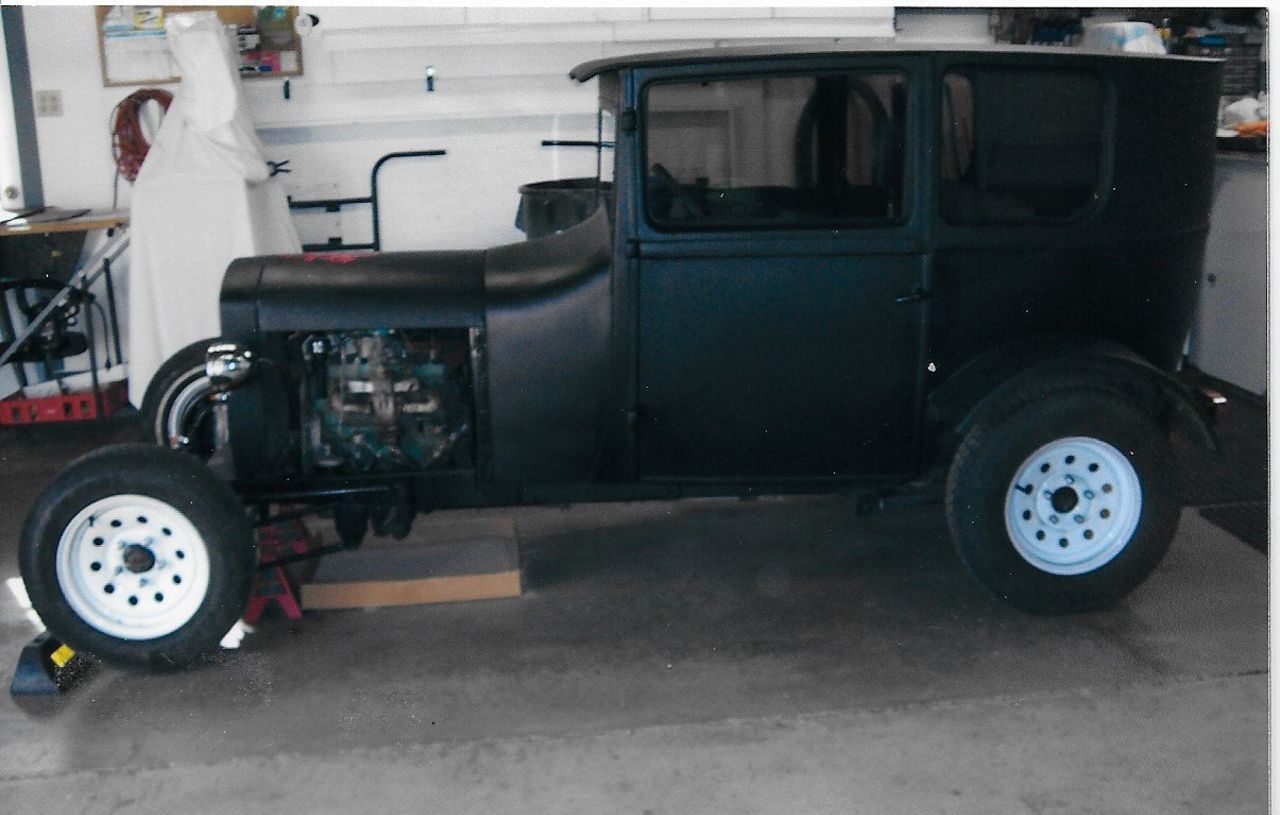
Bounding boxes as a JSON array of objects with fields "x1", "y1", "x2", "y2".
[
  {"x1": 140, "y1": 338, "x2": 219, "y2": 459},
  {"x1": 20, "y1": 444, "x2": 255, "y2": 668},
  {"x1": 946, "y1": 390, "x2": 1179, "y2": 613}
]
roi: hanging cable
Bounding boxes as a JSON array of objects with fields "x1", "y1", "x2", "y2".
[{"x1": 110, "y1": 88, "x2": 173, "y2": 186}]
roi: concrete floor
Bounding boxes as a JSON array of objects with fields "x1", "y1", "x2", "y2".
[{"x1": 0, "y1": 416, "x2": 1267, "y2": 814}]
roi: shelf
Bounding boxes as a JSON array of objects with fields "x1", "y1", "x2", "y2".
[{"x1": 246, "y1": 77, "x2": 596, "y2": 131}]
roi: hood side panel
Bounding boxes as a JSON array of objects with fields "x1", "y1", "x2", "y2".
[{"x1": 237, "y1": 251, "x2": 486, "y2": 334}]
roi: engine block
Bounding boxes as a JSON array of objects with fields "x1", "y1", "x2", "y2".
[{"x1": 299, "y1": 329, "x2": 472, "y2": 474}]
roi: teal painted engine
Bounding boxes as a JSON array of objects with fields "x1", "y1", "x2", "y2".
[{"x1": 299, "y1": 329, "x2": 472, "y2": 474}]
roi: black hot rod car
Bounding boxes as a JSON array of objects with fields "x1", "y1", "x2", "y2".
[{"x1": 20, "y1": 45, "x2": 1225, "y2": 667}]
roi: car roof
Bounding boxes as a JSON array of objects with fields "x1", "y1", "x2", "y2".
[{"x1": 569, "y1": 42, "x2": 1217, "y2": 82}]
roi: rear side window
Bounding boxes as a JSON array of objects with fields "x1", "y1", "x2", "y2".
[
  {"x1": 644, "y1": 72, "x2": 907, "y2": 230},
  {"x1": 941, "y1": 69, "x2": 1104, "y2": 224}
]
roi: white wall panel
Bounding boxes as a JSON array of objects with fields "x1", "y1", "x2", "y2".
[
  {"x1": 312, "y1": 7, "x2": 468, "y2": 30},
  {"x1": 774, "y1": 7, "x2": 897, "y2": 19},
  {"x1": 25, "y1": 6, "x2": 133, "y2": 211},
  {"x1": 471, "y1": 8, "x2": 601, "y2": 26},
  {"x1": 325, "y1": 43, "x2": 606, "y2": 84},
  {"x1": 611, "y1": 18, "x2": 895, "y2": 42},
  {"x1": 648, "y1": 8, "x2": 773, "y2": 21},
  {"x1": 895, "y1": 10, "x2": 994, "y2": 44}
]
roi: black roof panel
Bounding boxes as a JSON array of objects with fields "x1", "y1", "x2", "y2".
[{"x1": 569, "y1": 42, "x2": 1216, "y2": 82}]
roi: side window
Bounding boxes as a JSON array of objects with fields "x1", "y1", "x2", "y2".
[
  {"x1": 941, "y1": 69, "x2": 1104, "y2": 224},
  {"x1": 644, "y1": 72, "x2": 907, "y2": 230}
]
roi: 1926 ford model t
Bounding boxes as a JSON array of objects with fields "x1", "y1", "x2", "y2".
[{"x1": 20, "y1": 45, "x2": 1224, "y2": 667}]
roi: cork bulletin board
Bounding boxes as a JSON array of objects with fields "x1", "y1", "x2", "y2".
[{"x1": 95, "y1": 5, "x2": 303, "y2": 87}]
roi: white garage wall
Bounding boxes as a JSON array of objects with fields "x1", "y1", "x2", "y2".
[
  {"x1": 894, "y1": 9, "x2": 993, "y2": 44},
  {"x1": 21, "y1": 6, "x2": 897, "y2": 251}
]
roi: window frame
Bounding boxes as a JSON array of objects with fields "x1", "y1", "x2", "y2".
[
  {"x1": 639, "y1": 66, "x2": 914, "y2": 234},
  {"x1": 936, "y1": 63, "x2": 1115, "y2": 228}
]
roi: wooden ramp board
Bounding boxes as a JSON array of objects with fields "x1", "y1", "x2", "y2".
[{"x1": 301, "y1": 516, "x2": 521, "y2": 610}]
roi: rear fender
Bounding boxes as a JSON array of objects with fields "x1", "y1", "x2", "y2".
[{"x1": 930, "y1": 336, "x2": 1218, "y2": 457}]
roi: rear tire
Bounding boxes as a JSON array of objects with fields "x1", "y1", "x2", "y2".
[
  {"x1": 946, "y1": 389, "x2": 1179, "y2": 613},
  {"x1": 140, "y1": 338, "x2": 219, "y2": 459},
  {"x1": 19, "y1": 444, "x2": 256, "y2": 668}
]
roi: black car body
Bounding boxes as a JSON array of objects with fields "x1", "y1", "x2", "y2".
[
  {"x1": 220, "y1": 45, "x2": 1220, "y2": 499},
  {"x1": 21, "y1": 45, "x2": 1226, "y2": 667}
]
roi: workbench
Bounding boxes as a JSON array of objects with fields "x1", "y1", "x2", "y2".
[{"x1": 0, "y1": 210, "x2": 127, "y2": 238}]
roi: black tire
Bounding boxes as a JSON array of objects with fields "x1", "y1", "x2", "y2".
[
  {"x1": 140, "y1": 338, "x2": 220, "y2": 459},
  {"x1": 19, "y1": 444, "x2": 256, "y2": 668},
  {"x1": 945, "y1": 388, "x2": 1179, "y2": 613}
]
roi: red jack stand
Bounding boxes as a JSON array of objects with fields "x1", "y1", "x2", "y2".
[{"x1": 245, "y1": 521, "x2": 310, "y2": 623}]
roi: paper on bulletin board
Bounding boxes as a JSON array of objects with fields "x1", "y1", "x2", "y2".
[
  {"x1": 101, "y1": 5, "x2": 176, "y2": 83},
  {"x1": 103, "y1": 31, "x2": 176, "y2": 84}
]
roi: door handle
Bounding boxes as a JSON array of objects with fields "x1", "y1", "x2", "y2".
[{"x1": 895, "y1": 287, "x2": 931, "y2": 305}]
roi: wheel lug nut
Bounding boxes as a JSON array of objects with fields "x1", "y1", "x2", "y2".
[
  {"x1": 1049, "y1": 514, "x2": 1059, "y2": 524},
  {"x1": 1064, "y1": 475, "x2": 1074, "y2": 485},
  {"x1": 1074, "y1": 515, "x2": 1085, "y2": 524},
  {"x1": 1084, "y1": 490, "x2": 1094, "y2": 500},
  {"x1": 1043, "y1": 490, "x2": 1053, "y2": 498}
]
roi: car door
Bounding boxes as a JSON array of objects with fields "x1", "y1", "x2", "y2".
[{"x1": 633, "y1": 59, "x2": 930, "y2": 481}]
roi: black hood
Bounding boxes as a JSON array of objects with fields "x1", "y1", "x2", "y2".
[
  {"x1": 220, "y1": 206, "x2": 612, "y2": 341},
  {"x1": 221, "y1": 249, "x2": 486, "y2": 339}
]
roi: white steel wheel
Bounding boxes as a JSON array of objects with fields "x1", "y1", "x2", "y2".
[
  {"x1": 22, "y1": 444, "x2": 256, "y2": 667},
  {"x1": 946, "y1": 389, "x2": 1179, "y2": 613},
  {"x1": 1003, "y1": 436, "x2": 1142, "y2": 575},
  {"x1": 55, "y1": 494, "x2": 211, "y2": 640}
]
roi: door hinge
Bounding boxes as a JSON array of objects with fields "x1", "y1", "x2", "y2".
[
  {"x1": 625, "y1": 238, "x2": 640, "y2": 259},
  {"x1": 618, "y1": 107, "x2": 637, "y2": 132}
]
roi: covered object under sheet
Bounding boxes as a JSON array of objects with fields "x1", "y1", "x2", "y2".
[{"x1": 127, "y1": 11, "x2": 299, "y2": 407}]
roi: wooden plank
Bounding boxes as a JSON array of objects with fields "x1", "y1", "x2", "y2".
[
  {"x1": 302, "y1": 570, "x2": 521, "y2": 610},
  {"x1": 300, "y1": 515, "x2": 523, "y2": 610}
]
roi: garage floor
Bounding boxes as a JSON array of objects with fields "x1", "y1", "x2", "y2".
[{"x1": 0, "y1": 377, "x2": 1267, "y2": 814}]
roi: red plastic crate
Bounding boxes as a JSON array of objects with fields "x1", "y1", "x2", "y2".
[{"x1": 0, "y1": 381, "x2": 129, "y2": 426}]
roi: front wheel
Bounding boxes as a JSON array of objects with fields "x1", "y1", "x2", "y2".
[
  {"x1": 946, "y1": 390, "x2": 1179, "y2": 613},
  {"x1": 19, "y1": 444, "x2": 256, "y2": 668},
  {"x1": 140, "y1": 338, "x2": 220, "y2": 459}
]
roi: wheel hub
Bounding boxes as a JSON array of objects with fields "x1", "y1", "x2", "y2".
[
  {"x1": 1050, "y1": 486, "x2": 1079, "y2": 514},
  {"x1": 122, "y1": 543, "x2": 156, "y2": 573},
  {"x1": 1004, "y1": 436, "x2": 1143, "y2": 575}
]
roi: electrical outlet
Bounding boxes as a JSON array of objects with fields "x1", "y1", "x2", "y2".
[{"x1": 34, "y1": 90, "x2": 62, "y2": 117}]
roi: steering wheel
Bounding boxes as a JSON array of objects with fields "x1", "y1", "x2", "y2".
[{"x1": 649, "y1": 162, "x2": 708, "y2": 220}]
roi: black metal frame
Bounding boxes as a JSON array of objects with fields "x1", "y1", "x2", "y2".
[{"x1": 287, "y1": 149, "x2": 448, "y2": 252}]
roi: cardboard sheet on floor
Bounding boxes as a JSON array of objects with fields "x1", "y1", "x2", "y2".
[{"x1": 301, "y1": 517, "x2": 521, "y2": 610}]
